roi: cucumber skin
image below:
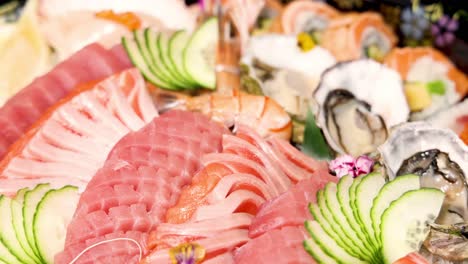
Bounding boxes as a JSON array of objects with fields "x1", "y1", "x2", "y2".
[{"x1": 168, "y1": 30, "x2": 198, "y2": 87}]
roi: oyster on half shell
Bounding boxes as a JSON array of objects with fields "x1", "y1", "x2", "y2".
[
  {"x1": 379, "y1": 122, "x2": 468, "y2": 262},
  {"x1": 314, "y1": 59, "x2": 409, "y2": 157}
]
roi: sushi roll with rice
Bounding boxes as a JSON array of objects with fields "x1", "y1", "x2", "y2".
[
  {"x1": 241, "y1": 34, "x2": 336, "y2": 118},
  {"x1": 314, "y1": 59, "x2": 409, "y2": 157},
  {"x1": 428, "y1": 99, "x2": 468, "y2": 145},
  {"x1": 321, "y1": 12, "x2": 397, "y2": 62},
  {"x1": 384, "y1": 47, "x2": 468, "y2": 120},
  {"x1": 280, "y1": 0, "x2": 340, "y2": 43}
]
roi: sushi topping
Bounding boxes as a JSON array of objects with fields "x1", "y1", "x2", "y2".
[
  {"x1": 404, "y1": 80, "x2": 446, "y2": 111},
  {"x1": 297, "y1": 32, "x2": 316, "y2": 52},
  {"x1": 329, "y1": 155, "x2": 374, "y2": 178},
  {"x1": 323, "y1": 89, "x2": 388, "y2": 156},
  {"x1": 95, "y1": 10, "x2": 142, "y2": 30},
  {"x1": 169, "y1": 243, "x2": 206, "y2": 264}
]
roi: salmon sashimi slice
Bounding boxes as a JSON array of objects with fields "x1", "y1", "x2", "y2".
[
  {"x1": 322, "y1": 12, "x2": 397, "y2": 62},
  {"x1": 146, "y1": 126, "x2": 334, "y2": 263},
  {"x1": 56, "y1": 110, "x2": 226, "y2": 264},
  {"x1": 234, "y1": 226, "x2": 314, "y2": 264},
  {"x1": 0, "y1": 43, "x2": 132, "y2": 160},
  {"x1": 384, "y1": 47, "x2": 468, "y2": 97},
  {"x1": 0, "y1": 68, "x2": 157, "y2": 194},
  {"x1": 280, "y1": 0, "x2": 340, "y2": 36}
]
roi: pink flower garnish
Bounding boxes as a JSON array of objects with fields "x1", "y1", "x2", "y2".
[{"x1": 329, "y1": 155, "x2": 374, "y2": 178}]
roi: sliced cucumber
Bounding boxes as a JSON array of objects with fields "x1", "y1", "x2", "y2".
[
  {"x1": 34, "y1": 186, "x2": 79, "y2": 263},
  {"x1": 381, "y1": 188, "x2": 444, "y2": 264},
  {"x1": 122, "y1": 36, "x2": 176, "y2": 90},
  {"x1": 168, "y1": 30, "x2": 198, "y2": 86},
  {"x1": 143, "y1": 29, "x2": 184, "y2": 88},
  {"x1": 0, "y1": 239, "x2": 19, "y2": 264},
  {"x1": 303, "y1": 238, "x2": 338, "y2": 264},
  {"x1": 184, "y1": 17, "x2": 218, "y2": 89},
  {"x1": 316, "y1": 188, "x2": 361, "y2": 258},
  {"x1": 0, "y1": 195, "x2": 36, "y2": 263},
  {"x1": 11, "y1": 188, "x2": 41, "y2": 263},
  {"x1": 305, "y1": 220, "x2": 367, "y2": 264},
  {"x1": 371, "y1": 175, "x2": 420, "y2": 245},
  {"x1": 355, "y1": 173, "x2": 386, "y2": 250},
  {"x1": 157, "y1": 32, "x2": 193, "y2": 87},
  {"x1": 323, "y1": 182, "x2": 373, "y2": 261},
  {"x1": 23, "y1": 183, "x2": 51, "y2": 260}
]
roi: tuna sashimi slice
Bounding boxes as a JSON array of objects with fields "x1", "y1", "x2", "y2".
[
  {"x1": 56, "y1": 110, "x2": 226, "y2": 264},
  {"x1": 234, "y1": 226, "x2": 314, "y2": 264},
  {"x1": 0, "y1": 68, "x2": 157, "y2": 194},
  {"x1": 249, "y1": 175, "x2": 338, "y2": 239},
  {"x1": 0, "y1": 43, "x2": 132, "y2": 160}
]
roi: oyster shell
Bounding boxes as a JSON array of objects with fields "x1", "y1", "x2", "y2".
[
  {"x1": 314, "y1": 59, "x2": 409, "y2": 157},
  {"x1": 380, "y1": 122, "x2": 468, "y2": 262}
]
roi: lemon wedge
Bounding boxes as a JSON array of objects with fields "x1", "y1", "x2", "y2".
[{"x1": 0, "y1": 0, "x2": 52, "y2": 104}]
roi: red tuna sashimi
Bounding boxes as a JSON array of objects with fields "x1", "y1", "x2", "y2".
[
  {"x1": 0, "y1": 43, "x2": 131, "y2": 160},
  {"x1": 144, "y1": 126, "x2": 330, "y2": 262},
  {"x1": 165, "y1": 125, "x2": 328, "y2": 225},
  {"x1": 234, "y1": 226, "x2": 314, "y2": 264},
  {"x1": 249, "y1": 175, "x2": 338, "y2": 239},
  {"x1": 55, "y1": 110, "x2": 226, "y2": 264},
  {"x1": 0, "y1": 68, "x2": 157, "y2": 194}
]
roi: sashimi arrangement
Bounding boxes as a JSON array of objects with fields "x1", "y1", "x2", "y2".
[{"x1": 0, "y1": 0, "x2": 467, "y2": 264}]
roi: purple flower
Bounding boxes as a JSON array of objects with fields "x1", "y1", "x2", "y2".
[
  {"x1": 329, "y1": 155, "x2": 374, "y2": 178},
  {"x1": 169, "y1": 243, "x2": 205, "y2": 264},
  {"x1": 400, "y1": 7, "x2": 429, "y2": 41},
  {"x1": 431, "y1": 15, "x2": 459, "y2": 47}
]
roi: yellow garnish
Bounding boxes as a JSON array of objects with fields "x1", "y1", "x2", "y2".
[
  {"x1": 404, "y1": 82, "x2": 432, "y2": 111},
  {"x1": 95, "y1": 10, "x2": 142, "y2": 31},
  {"x1": 297, "y1": 32, "x2": 316, "y2": 52},
  {"x1": 169, "y1": 243, "x2": 205, "y2": 264}
]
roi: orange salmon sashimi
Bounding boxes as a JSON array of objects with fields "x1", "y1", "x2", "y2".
[
  {"x1": 143, "y1": 125, "x2": 331, "y2": 262},
  {"x1": 384, "y1": 47, "x2": 468, "y2": 97},
  {"x1": 280, "y1": 0, "x2": 340, "y2": 38},
  {"x1": 0, "y1": 68, "x2": 158, "y2": 195},
  {"x1": 322, "y1": 12, "x2": 397, "y2": 62}
]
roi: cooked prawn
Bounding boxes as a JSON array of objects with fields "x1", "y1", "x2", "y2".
[{"x1": 149, "y1": 85, "x2": 292, "y2": 140}]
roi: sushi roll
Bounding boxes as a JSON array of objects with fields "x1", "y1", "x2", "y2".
[
  {"x1": 280, "y1": 0, "x2": 340, "y2": 43},
  {"x1": 241, "y1": 34, "x2": 336, "y2": 118},
  {"x1": 428, "y1": 99, "x2": 468, "y2": 145},
  {"x1": 314, "y1": 59, "x2": 409, "y2": 157},
  {"x1": 384, "y1": 47, "x2": 468, "y2": 120},
  {"x1": 321, "y1": 12, "x2": 397, "y2": 62}
]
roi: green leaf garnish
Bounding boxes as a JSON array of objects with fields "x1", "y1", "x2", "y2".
[
  {"x1": 427, "y1": 80, "x2": 446, "y2": 95},
  {"x1": 301, "y1": 109, "x2": 333, "y2": 160}
]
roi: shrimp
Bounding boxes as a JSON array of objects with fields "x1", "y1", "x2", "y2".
[{"x1": 149, "y1": 85, "x2": 292, "y2": 140}]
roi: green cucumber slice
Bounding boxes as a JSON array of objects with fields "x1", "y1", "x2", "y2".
[
  {"x1": 305, "y1": 220, "x2": 367, "y2": 264},
  {"x1": 355, "y1": 173, "x2": 386, "y2": 250},
  {"x1": 34, "y1": 186, "x2": 79, "y2": 263},
  {"x1": 23, "y1": 183, "x2": 51, "y2": 261},
  {"x1": 122, "y1": 36, "x2": 176, "y2": 90},
  {"x1": 323, "y1": 182, "x2": 374, "y2": 261},
  {"x1": 0, "y1": 239, "x2": 19, "y2": 264},
  {"x1": 11, "y1": 188, "x2": 41, "y2": 263},
  {"x1": 168, "y1": 30, "x2": 198, "y2": 86},
  {"x1": 184, "y1": 17, "x2": 218, "y2": 89},
  {"x1": 316, "y1": 188, "x2": 362, "y2": 258},
  {"x1": 304, "y1": 238, "x2": 338, "y2": 264},
  {"x1": 371, "y1": 175, "x2": 420, "y2": 245},
  {"x1": 0, "y1": 195, "x2": 36, "y2": 263},
  {"x1": 157, "y1": 32, "x2": 193, "y2": 87},
  {"x1": 144, "y1": 29, "x2": 184, "y2": 88},
  {"x1": 381, "y1": 188, "x2": 444, "y2": 264}
]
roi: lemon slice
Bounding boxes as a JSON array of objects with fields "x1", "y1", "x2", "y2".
[{"x1": 0, "y1": 0, "x2": 51, "y2": 104}]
